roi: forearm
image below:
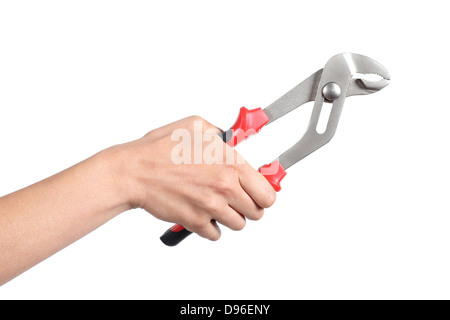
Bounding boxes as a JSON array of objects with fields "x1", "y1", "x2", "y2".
[{"x1": 0, "y1": 146, "x2": 131, "y2": 285}]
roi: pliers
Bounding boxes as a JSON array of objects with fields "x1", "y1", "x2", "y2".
[{"x1": 160, "y1": 53, "x2": 390, "y2": 246}]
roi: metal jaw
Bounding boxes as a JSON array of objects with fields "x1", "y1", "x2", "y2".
[{"x1": 266, "y1": 53, "x2": 391, "y2": 170}]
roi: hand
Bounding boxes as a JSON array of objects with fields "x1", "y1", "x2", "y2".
[{"x1": 115, "y1": 116, "x2": 277, "y2": 240}]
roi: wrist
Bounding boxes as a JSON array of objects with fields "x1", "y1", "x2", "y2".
[{"x1": 96, "y1": 144, "x2": 137, "y2": 213}]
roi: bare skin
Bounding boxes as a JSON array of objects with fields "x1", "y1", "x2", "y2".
[{"x1": 0, "y1": 116, "x2": 276, "y2": 286}]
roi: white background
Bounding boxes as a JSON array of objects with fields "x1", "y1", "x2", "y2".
[{"x1": 0, "y1": 1, "x2": 449, "y2": 299}]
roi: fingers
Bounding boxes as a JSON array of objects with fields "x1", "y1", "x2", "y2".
[
  {"x1": 227, "y1": 187, "x2": 265, "y2": 221},
  {"x1": 238, "y1": 161, "x2": 277, "y2": 209},
  {"x1": 187, "y1": 155, "x2": 276, "y2": 241},
  {"x1": 183, "y1": 204, "x2": 246, "y2": 241},
  {"x1": 214, "y1": 206, "x2": 246, "y2": 231},
  {"x1": 186, "y1": 219, "x2": 221, "y2": 242}
]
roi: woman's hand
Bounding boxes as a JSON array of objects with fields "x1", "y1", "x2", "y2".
[{"x1": 115, "y1": 116, "x2": 276, "y2": 240}]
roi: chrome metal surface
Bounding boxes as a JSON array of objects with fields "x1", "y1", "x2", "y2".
[
  {"x1": 263, "y1": 70, "x2": 323, "y2": 124},
  {"x1": 322, "y1": 82, "x2": 341, "y2": 102},
  {"x1": 276, "y1": 53, "x2": 390, "y2": 170}
]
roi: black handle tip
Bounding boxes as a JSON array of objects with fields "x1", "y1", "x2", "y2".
[{"x1": 160, "y1": 227, "x2": 193, "y2": 246}]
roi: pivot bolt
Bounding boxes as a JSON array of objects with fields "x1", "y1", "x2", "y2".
[{"x1": 322, "y1": 82, "x2": 341, "y2": 102}]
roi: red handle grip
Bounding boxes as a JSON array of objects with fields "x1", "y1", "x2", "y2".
[
  {"x1": 225, "y1": 107, "x2": 269, "y2": 147},
  {"x1": 258, "y1": 160, "x2": 287, "y2": 192}
]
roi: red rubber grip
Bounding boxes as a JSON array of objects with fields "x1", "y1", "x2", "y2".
[
  {"x1": 227, "y1": 107, "x2": 269, "y2": 147},
  {"x1": 258, "y1": 160, "x2": 287, "y2": 192},
  {"x1": 170, "y1": 224, "x2": 185, "y2": 232}
]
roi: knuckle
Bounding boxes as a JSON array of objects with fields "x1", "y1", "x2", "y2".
[
  {"x1": 208, "y1": 232, "x2": 221, "y2": 241},
  {"x1": 196, "y1": 192, "x2": 221, "y2": 215},
  {"x1": 250, "y1": 208, "x2": 264, "y2": 221},
  {"x1": 185, "y1": 115, "x2": 217, "y2": 133},
  {"x1": 187, "y1": 115, "x2": 204, "y2": 123},
  {"x1": 183, "y1": 115, "x2": 205, "y2": 132},
  {"x1": 260, "y1": 188, "x2": 277, "y2": 208},
  {"x1": 221, "y1": 162, "x2": 238, "y2": 175},
  {"x1": 202, "y1": 195, "x2": 221, "y2": 214},
  {"x1": 203, "y1": 221, "x2": 221, "y2": 241},
  {"x1": 188, "y1": 215, "x2": 207, "y2": 232},
  {"x1": 233, "y1": 218, "x2": 246, "y2": 231},
  {"x1": 212, "y1": 173, "x2": 234, "y2": 195},
  {"x1": 227, "y1": 160, "x2": 241, "y2": 174}
]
